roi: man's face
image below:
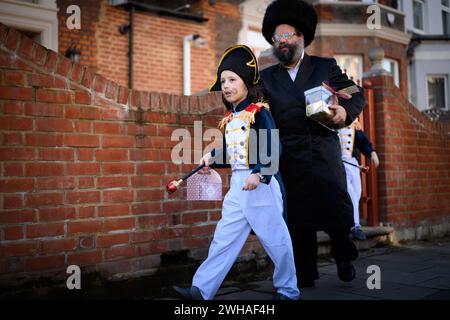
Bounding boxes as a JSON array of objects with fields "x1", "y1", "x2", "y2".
[{"x1": 272, "y1": 24, "x2": 304, "y2": 66}]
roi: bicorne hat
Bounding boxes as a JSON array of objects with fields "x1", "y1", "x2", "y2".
[{"x1": 209, "y1": 45, "x2": 260, "y2": 92}]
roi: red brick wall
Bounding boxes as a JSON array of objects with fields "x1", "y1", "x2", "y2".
[
  {"x1": 57, "y1": 0, "x2": 101, "y2": 69},
  {"x1": 56, "y1": 0, "x2": 241, "y2": 95},
  {"x1": 0, "y1": 24, "x2": 265, "y2": 283},
  {"x1": 367, "y1": 75, "x2": 450, "y2": 231}
]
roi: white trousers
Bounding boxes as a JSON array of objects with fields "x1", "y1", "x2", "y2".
[
  {"x1": 344, "y1": 157, "x2": 362, "y2": 227},
  {"x1": 192, "y1": 169, "x2": 300, "y2": 300}
]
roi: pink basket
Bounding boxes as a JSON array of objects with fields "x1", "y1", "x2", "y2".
[{"x1": 186, "y1": 169, "x2": 222, "y2": 201}]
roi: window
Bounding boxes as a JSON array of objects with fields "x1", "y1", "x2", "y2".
[
  {"x1": 390, "y1": 0, "x2": 403, "y2": 10},
  {"x1": 382, "y1": 58, "x2": 400, "y2": 87},
  {"x1": 443, "y1": 0, "x2": 450, "y2": 35},
  {"x1": 237, "y1": 0, "x2": 272, "y2": 59},
  {"x1": 246, "y1": 28, "x2": 271, "y2": 59},
  {"x1": 427, "y1": 75, "x2": 448, "y2": 110},
  {"x1": 0, "y1": 0, "x2": 58, "y2": 51},
  {"x1": 334, "y1": 55, "x2": 363, "y2": 85},
  {"x1": 413, "y1": 0, "x2": 425, "y2": 31}
]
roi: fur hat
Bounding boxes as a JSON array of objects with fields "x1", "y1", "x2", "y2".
[
  {"x1": 209, "y1": 45, "x2": 260, "y2": 92},
  {"x1": 262, "y1": 0, "x2": 318, "y2": 47}
]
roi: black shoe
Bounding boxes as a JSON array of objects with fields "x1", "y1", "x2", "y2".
[
  {"x1": 173, "y1": 286, "x2": 204, "y2": 300},
  {"x1": 299, "y1": 278, "x2": 315, "y2": 288},
  {"x1": 350, "y1": 227, "x2": 366, "y2": 240},
  {"x1": 336, "y1": 261, "x2": 356, "y2": 282},
  {"x1": 272, "y1": 292, "x2": 297, "y2": 300}
]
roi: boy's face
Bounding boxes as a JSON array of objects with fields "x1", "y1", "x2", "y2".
[{"x1": 220, "y1": 70, "x2": 248, "y2": 107}]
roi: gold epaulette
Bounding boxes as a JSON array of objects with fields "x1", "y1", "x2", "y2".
[
  {"x1": 218, "y1": 102, "x2": 270, "y2": 129},
  {"x1": 218, "y1": 111, "x2": 232, "y2": 130}
]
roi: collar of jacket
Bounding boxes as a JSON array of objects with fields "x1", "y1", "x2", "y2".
[{"x1": 232, "y1": 98, "x2": 250, "y2": 113}]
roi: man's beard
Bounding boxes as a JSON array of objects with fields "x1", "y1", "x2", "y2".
[{"x1": 273, "y1": 43, "x2": 301, "y2": 66}]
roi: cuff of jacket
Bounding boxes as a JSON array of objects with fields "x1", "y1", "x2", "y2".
[{"x1": 251, "y1": 166, "x2": 272, "y2": 184}]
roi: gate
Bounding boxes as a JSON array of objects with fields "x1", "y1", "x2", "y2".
[{"x1": 359, "y1": 80, "x2": 379, "y2": 226}]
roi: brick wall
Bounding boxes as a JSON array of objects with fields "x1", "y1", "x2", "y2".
[
  {"x1": 0, "y1": 24, "x2": 265, "y2": 284},
  {"x1": 57, "y1": 0, "x2": 101, "y2": 69},
  {"x1": 367, "y1": 75, "x2": 450, "y2": 239},
  {"x1": 57, "y1": 0, "x2": 242, "y2": 95}
]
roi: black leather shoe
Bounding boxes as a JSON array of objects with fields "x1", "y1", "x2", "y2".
[
  {"x1": 173, "y1": 286, "x2": 191, "y2": 299},
  {"x1": 336, "y1": 261, "x2": 356, "y2": 282},
  {"x1": 350, "y1": 227, "x2": 367, "y2": 240},
  {"x1": 299, "y1": 278, "x2": 315, "y2": 288},
  {"x1": 272, "y1": 292, "x2": 297, "y2": 300},
  {"x1": 173, "y1": 286, "x2": 204, "y2": 300}
]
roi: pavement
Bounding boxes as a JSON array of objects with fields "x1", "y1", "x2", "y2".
[
  {"x1": 2, "y1": 238, "x2": 449, "y2": 301},
  {"x1": 164, "y1": 238, "x2": 450, "y2": 300}
]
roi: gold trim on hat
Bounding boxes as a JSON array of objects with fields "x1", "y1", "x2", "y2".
[{"x1": 208, "y1": 45, "x2": 260, "y2": 92}]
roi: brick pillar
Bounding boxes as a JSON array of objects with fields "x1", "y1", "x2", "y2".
[{"x1": 363, "y1": 51, "x2": 450, "y2": 240}]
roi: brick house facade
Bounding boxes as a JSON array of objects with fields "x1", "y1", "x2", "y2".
[{"x1": 56, "y1": 0, "x2": 243, "y2": 95}]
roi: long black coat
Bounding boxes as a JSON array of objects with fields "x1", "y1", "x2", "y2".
[{"x1": 260, "y1": 54, "x2": 365, "y2": 230}]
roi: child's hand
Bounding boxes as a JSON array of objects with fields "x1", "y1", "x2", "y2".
[
  {"x1": 242, "y1": 174, "x2": 260, "y2": 191},
  {"x1": 199, "y1": 153, "x2": 212, "y2": 174},
  {"x1": 370, "y1": 151, "x2": 380, "y2": 168}
]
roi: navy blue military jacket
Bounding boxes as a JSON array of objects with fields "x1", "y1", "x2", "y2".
[
  {"x1": 209, "y1": 98, "x2": 288, "y2": 222},
  {"x1": 209, "y1": 98, "x2": 281, "y2": 185},
  {"x1": 353, "y1": 130, "x2": 375, "y2": 159}
]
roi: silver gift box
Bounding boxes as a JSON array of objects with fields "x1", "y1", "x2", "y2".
[{"x1": 304, "y1": 85, "x2": 335, "y2": 123}]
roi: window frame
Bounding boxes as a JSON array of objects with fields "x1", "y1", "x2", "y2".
[
  {"x1": 412, "y1": 0, "x2": 426, "y2": 34},
  {"x1": 443, "y1": 0, "x2": 450, "y2": 35},
  {"x1": 0, "y1": 0, "x2": 58, "y2": 51},
  {"x1": 333, "y1": 54, "x2": 364, "y2": 86},
  {"x1": 382, "y1": 58, "x2": 400, "y2": 88},
  {"x1": 426, "y1": 74, "x2": 448, "y2": 110}
]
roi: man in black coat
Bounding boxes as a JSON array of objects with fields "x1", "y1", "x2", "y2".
[{"x1": 260, "y1": 0, "x2": 364, "y2": 288}]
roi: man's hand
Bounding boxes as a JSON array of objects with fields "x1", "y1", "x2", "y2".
[
  {"x1": 242, "y1": 174, "x2": 260, "y2": 191},
  {"x1": 327, "y1": 105, "x2": 347, "y2": 128}
]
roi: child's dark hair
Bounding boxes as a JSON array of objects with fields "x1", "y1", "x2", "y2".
[{"x1": 222, "y1": 82, "x2": 267, "y2": 110}]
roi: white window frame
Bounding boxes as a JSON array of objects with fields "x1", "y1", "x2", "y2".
[
  {"x1": 426, "y1": 75, "x2": 448, "y2": 110},
  {"x1": 382, "y1": 58, "x2": 400, "y2": 88},
  {"x1": 412, "y1": 0, "x2": 426, "y2": 34},
  {"x1": 333, "y1": 55, "x2": 363, "y2": 86},
  {"x1": 0, "y1": 0, "x2": 58, "y2": 52},
  {"x1": 443, "y1": 0, "x2": 450, "y2": 35},
  {"x1": 237, "y1": 0, "x2": 272, "y2": 59}
]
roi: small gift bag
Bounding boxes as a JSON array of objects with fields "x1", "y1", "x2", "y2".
[{"x1": 187, "y1": 169, "x2": 222, "y2": 201}]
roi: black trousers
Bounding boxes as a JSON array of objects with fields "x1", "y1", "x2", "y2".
[{"x1": 287, "y1": 223, "x2": 359, "y2": 282}]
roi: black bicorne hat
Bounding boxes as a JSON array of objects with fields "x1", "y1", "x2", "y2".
[
  {"x1": 262, "y1": 0, "x2": 318, "y2": 48},
  {"x1": 209, "y1": 45, "x2": 260, "y2": 92}
]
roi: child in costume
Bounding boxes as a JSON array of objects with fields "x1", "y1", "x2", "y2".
[
  {"x1": 173, "y1": 45, "x2": 300, "y2": 300},
  {"x1": 338, "y1": 119, "x2": 380, "y2": 240}
]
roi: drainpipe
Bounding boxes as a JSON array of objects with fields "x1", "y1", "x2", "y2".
[
  {"x1": 128, "y1": 5, "x2": 134, "y2": 89},
  {"x1": 183, "y1": 34, "x2": 198, "y2": 96}
]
